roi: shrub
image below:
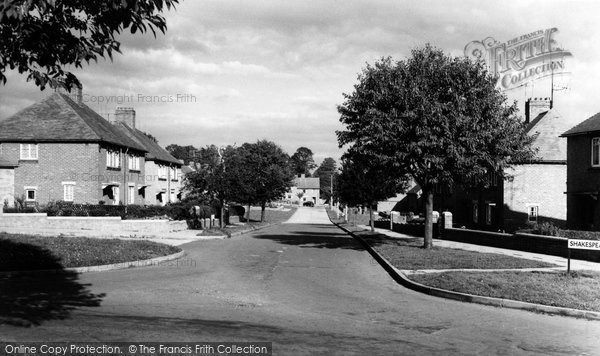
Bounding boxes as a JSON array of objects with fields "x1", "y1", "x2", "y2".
[
  {"x1": 560, "y1": 229, "x2": 600, "y2": 241},
  {"x1": 525, "y1": 221, "x2": 560, "y2": 237}
]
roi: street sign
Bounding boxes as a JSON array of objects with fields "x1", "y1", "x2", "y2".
[
  {"x1": 568, "y1": 239, "x2": 600, "y2": 250},
  {"x1": 566, "y1": 239, "x2": 600, "y2": 272}
]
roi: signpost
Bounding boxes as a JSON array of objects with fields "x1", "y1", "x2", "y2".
[{"x1": 567, "y1": 239, "x2": 600, "y2": 272}]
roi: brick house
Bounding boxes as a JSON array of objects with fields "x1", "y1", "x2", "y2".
[
  {"x1": 110, "y1": 107, "x2": 183, "y2": 206},
  {"x1": 0, "y1": 90, "x2": 181, "y2": 207},
  {"x1": 561, "y1": 111, "x2": 600, "y2": 230},
  {"x1": 382, "y1": 98, "x2": 567, "y2": 232},
  {"x1": 285, "y1": 174, "x2": 320, "y2": 205}
]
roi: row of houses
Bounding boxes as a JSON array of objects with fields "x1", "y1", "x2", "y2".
[
  {"x1": 380, "y1": 97, "x2": 600, "y2": 232},
  {"x1": 0, "y1": 87, "x2": 183, "y2": 207}
]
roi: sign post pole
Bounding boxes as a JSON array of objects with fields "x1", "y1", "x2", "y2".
[{"x1": 567, "y1": 247, "x2": 571, "y2": 274}]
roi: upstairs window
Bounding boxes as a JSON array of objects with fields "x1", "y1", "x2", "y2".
[
  {"x1": 593, "y1": 138, "x2": 600, "y2": 167},
  {"x1": 128, "y1": 155, "x2": 140, "y2": 171},
  {"x1": 20, "y1": 144, "x2": 38, "y2": 160},
  {"x1": 107, "y1": 149, "x2": 121, "y2": 168},
  {"x1": 170, "y1": 167, "x2": 178, "y2": 181},
  {"x1": 158, "y1": 165, "x2": 168, "y2": 180}
]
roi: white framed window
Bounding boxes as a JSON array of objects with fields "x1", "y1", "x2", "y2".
[
  {"x1": 593, "y1": 138, "x2": 600, "y2": 167},
  {"x1": 112, "y1": 186, "x2": 120, "y2": 205},
  {"x1": 528, "y1": 204, "x2": 539, "y2": 222},
  {"x1": 128, "y1": 155, "x2": 140, "y2": 171},
  {"x1": 106, "y1": 149, "x2": 121, "y2": 168},
  {"x1": 472, "y1": 200, "x2": 479, "y2": 223},
  {"x1": 158, "y1": 165, "x2": 168, "y2": 179},
  {"x1": 170, "y1": 167, "x2": 178, "y2": 181},
  {"x1": 20, "y1": 144, "x2": 38, "y2": 160},
  {"x1": 128, "y1": 184, "x2": 135, "y2": 204},
  {"x1": 24, "y1": 186, "x2": 37, "y2": 201},
  {"x1": 62, "y1": 182, "x2": 75, "y2": 202}
]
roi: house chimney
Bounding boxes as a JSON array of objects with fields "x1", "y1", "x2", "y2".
[
  {"x1": 525, "y1": 97, "x2": 552, "y2": 124},
  {"x1": 54, "y1": 82, "x2": 83, "y2": 104},
  {"x1": 115, "y1": 107, "x2": 136, "y2": 128}
]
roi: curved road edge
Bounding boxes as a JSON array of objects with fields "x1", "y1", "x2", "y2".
[{"x1": 331, "y1": 219, "x2": 600, "y2": 321}]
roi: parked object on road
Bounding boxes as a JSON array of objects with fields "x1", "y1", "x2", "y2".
[{"x1": 303, "y1": 201, "x2": 315, "y2": 207}]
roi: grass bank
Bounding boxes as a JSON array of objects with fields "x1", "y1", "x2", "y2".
[
  {"x1": 410, "y1": 270, "x2": 600, "y2": 312},
  {"x1": 0, "y1": 233, "x2": 181, "y2": 271},
  {"x1": 222, "y1": 206, "x2": 297, "y2": 235}
]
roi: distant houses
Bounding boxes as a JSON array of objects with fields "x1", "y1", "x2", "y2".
[
  {"x1": 0, "y1": 87, "x2": 182, "y2": 207},
  {"x1": 285, "y1": 174, "x2": 320, "y2": 205}
]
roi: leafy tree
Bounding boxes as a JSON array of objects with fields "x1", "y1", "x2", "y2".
[
  {"x1": 238, "y1": 140, "x2": 294, "y2": 221},
  {"x1": 1, "y1": 0, "x2": 178, "y2": 90},
  {"x1": 337, "y1": 149, "x2": 407, "y2": 231},
  {"x1": 166, "y1": 144, "x2": 197, "y2": 164},
  {"x1": 313, "y1": 157, "x2": 337, "y2": 203},
  {"x1": 290, "y1": 147, "x2": 317, "y2": 177},
  {"x1": 337, "y1": 45, "x2": 536, "y2": 247}
]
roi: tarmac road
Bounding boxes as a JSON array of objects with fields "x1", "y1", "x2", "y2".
[{"x1": 1, "y1": 207, "x2": 599, "y2": 355}]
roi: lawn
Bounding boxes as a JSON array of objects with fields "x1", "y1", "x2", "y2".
[
  {"x1": 410, "y1": 270, "x2": 600, "y2": 312},
  {"x1": 361, "y1": 233, "x2": 556, "y2": 270},
  {"x1": 222, "y1": 206, "x2": 298, "y2": 235},
  {"x1": 0, "y1": 233, "x2": 181, "y2": 271}
]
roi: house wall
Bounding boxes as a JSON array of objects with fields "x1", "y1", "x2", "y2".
[
  {"x1": 566, "y1": 135, "x2": 600, "y2": 229},
  {"x1": 0, "y1": 168, "x2": 15, "y2": 208},
  {"x1": 286, "y1": 187, "x2": 320, "y2": 204},
  {"x1": 144, "y1": 161, "x2": 181, "y2": 206},
  {"x1": 97, "y1": 145, "x2": 146, "y2": 205},
  {"x1": 503, "y1": 163, "x2": 567, "y2": 230},
  {"x1": 2, "y1": 143, "x2": 100, "y2": 205}
]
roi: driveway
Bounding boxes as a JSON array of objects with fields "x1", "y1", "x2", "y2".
[{"x1": 1, "y1": 207, "x2": 599, "y2": 355}]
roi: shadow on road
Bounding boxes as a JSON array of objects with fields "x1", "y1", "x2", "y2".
[
  {"x1": 0, "y1": 239, "x2": 105, "y2": 327},
  {"x1": 252, "y1": 230, "x2": 387, "y2": 250}
]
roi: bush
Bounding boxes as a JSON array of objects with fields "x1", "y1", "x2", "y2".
[
  {"x1": 525, "y1": 221, "x2": 560, "y2": 237},
  {"x1": 228, "y1": 205, "x2": 245, "y2": 217},
  {"x1": 560, "y1": 229, "x2": 600, "y2": 241}
]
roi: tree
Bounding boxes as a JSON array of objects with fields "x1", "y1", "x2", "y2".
[
  {"x1": 313, "y1": 157, "x2": 337, "y2": 203},
  {"x1": 290, "y1": 147, "x2": 317, "y2": 177},
  {"x1": 238, "y1": 140, "x2": 294, "y2": 221},
  {"x1": 337, "y1": 45, "x2": 536, "y2": 248},
  {"x1": 166, "y1": 144, "x2": 197, "y2": 164},
  {"x1": 1, "y1": 0, "x2": 178, "y2": 90},
  {"x1": 337, "y1": 149, "x2": 407, "y2": 231}
]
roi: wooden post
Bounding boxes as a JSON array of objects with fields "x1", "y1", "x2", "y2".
[{"x1": 567, "y1": 248, "x2": 571, "y2": 274}]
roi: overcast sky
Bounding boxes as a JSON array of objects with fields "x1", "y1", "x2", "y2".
[{"x1": 1, "y1": 0, "x2": 598, "y2": 165}]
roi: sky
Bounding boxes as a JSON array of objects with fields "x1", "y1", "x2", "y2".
[{"x1": 1, "y1": 0, "x2": 599, "y2": 165}]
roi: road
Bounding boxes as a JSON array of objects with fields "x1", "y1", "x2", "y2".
[{"x1": 1, "y1": 207, "x2": 599, "y2": 355}]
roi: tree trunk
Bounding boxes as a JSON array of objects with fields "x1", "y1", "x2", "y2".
[
  {"x1": 246, "y1": 203, "x2": 251, "y2": 223},
  {"x1": 260, "y1": 201, "x2": 266, "y2": 222},
  {"x1": 220, "y1": 199, "x2": 225, "y2": 228},
  {"x1": 423, "y1": 189, "x2": 434, "y2": 249},
  {"x1": 369, "y1": 205, "x2": 374, "y2": 232}
]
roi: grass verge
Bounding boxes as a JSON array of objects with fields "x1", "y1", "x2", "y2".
[
  {"x1": 327, "y1": 208, "x2": 556, "y2": 270},
  {"x1": 222, "y1": 206, "x2": 298, "y2": 235},
  {"x1": 410, "y1": 270, "x2": 600, "y2": 312},
  {"x1": 0, "y1": 233, "x2": 181, "y2": 271}
]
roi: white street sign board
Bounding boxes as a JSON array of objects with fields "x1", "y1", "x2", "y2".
[{"x1": 568, "y1": 239, "x2": 600, "y2": 250}]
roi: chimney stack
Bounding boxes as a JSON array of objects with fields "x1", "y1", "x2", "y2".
[
  {"x1": 114, "y1": 107, "x2": 136, "y2": 128},
  {"x1": 525, "y1": 97, "x2": 552, "y2": 124},
  {"x1": 54, "y1": 82, "x2": 83, "y2": 104}
]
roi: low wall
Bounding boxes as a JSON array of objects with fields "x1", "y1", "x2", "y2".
[
  {"x1": 444, "y1": 228, "x2": 600, "y2": 263},
  {"x1": 0, "y1": 213, "x2": 188, "y2": 237}
]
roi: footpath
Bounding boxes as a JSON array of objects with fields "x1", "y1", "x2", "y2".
[{"x1": 356, "y1": 225, "x2": 600, "y2": 272}]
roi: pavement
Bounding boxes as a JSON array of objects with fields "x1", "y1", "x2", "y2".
[
  {"x1": 357, "y1": 224, "x2": 600, "y2": 272},
  {"x1": 2, "y1": 206, "x2": 599, "y2": 354}
]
